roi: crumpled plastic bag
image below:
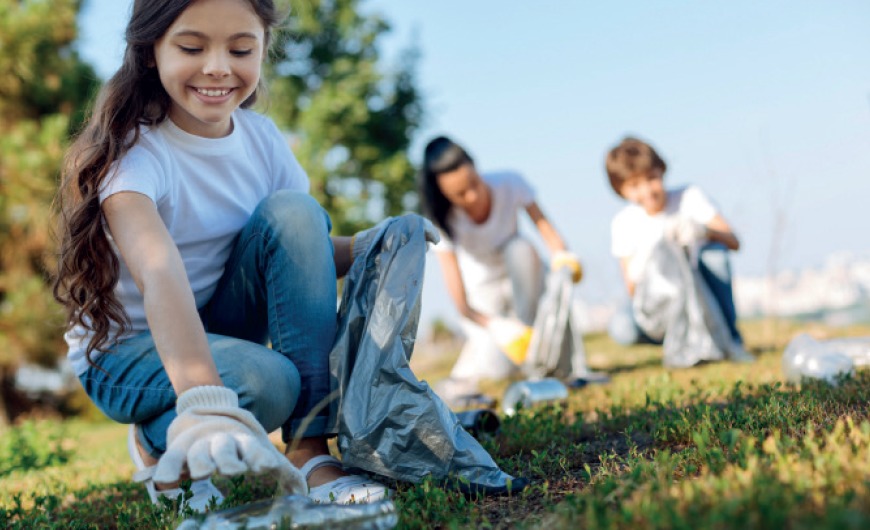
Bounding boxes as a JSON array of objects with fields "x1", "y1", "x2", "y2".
[
  {"x1": 176, "y1": 494, "x2": 398, "y2": 529},
  {"x1": 632, "y1": 239, "x2": 734, "y2": 368},
  {"x1": 782, "y1": 333, "x2": 870, "y2": 384},
  {"x1": 524, "y1": 267, "x2": 606, "y2": 383},
  {"x1": 325, "y1": 214, "x2": 522, "y2": 494}
]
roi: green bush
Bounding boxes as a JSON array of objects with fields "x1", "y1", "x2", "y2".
[{"x1": 0, "y1": 420, "x2": 71, "y2": 477}]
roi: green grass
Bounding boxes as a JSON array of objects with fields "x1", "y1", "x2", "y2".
[{"x1": 2, "y1": 320, "x2": 870, "y2": 529}]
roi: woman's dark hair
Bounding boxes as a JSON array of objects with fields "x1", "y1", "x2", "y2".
[
  {"x1": 418, "y1": 136, "x2": 474, "y2": 238},
  {"x1": 53, "y1": 0, "x2": 282, "y2": 366}
]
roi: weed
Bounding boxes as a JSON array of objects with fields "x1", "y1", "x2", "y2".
[{"x1": 0, "y1": 420, "x2": 71, "y2": 477}]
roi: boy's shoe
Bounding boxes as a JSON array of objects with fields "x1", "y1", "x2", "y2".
[
  {"x1": 727, "y1": 344, "x2": 756, "y2": 364},
  {"x1": 301, "y1": 455, "x2": 391, "y2": 504},
  {"x1": 127, "y1": 425, "x2": 224, "y2": 512}
]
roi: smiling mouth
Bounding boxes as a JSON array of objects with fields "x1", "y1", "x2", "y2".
[{"x1": 194, "y1": 87, "x2": 232, "y2": 97}]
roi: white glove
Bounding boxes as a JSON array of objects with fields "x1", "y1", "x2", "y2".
[
  {"x1": 350, "y1": 215, "x2": 441, "y2": 261},
  {"x1": 153, "y1": 386, "x2": 306, "y2": 494},
  {"x1": 487, "y1": 317, "x2": 533, "y2": 365},
  {"x1": 664, "y1": 216, "x2": 707, "y2": 247},
  {"x1": 550, "y1": 250, "x2": 583, "y2": 283}
]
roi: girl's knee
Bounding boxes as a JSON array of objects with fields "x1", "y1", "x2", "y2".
[
  {"x1": 258, "y1": 191, "x2": 331, "y2": 234},
  {"x1": 502, "y1": 236, "x2": 537, "y2": 262},
  {"x1": 213, "y1": 341, "x2": 302, "y2": 431},
  {"x1": 233, "y1": 362, "x2": 301, "y2": 432},
  {"x1": 502, "y1": 236, "x2": 545, "y2": 316}
]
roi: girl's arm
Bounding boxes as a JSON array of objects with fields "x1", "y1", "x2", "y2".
[
  {"x1": 102, "y1": 192, "x2": 222, "y2": 393},
  {"x1": 705, "y1": 214, "x2": 740, "y2": 251},
  {"x1": 436, "y1": 250, "x2": 489, "y2": 327},
  {"x1": 525, "y1": 201, "x2": 568, "y2": 254}
]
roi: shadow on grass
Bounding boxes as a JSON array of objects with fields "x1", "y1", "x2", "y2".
[{"x1": 599, "y1": 356, "x2": 663, "y2": 375}]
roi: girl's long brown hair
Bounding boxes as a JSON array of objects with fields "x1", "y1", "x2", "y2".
[{"x1": 53, "y1": 0, "x2": 281, "y2": 366}]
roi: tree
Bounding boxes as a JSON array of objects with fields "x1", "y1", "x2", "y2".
[
  {"x1": 266, "y1": 0, "x2": 424, "y2": 236},
  {"x1": 0, "y1": 0, "x2": 98, "y2": 426}
]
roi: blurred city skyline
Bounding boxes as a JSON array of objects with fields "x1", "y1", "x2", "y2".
[{"x1": 78, "y1": 0, "x2": 870, "y2": 328}]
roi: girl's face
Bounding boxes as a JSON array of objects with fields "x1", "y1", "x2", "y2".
[
  {"x1": 436, "y1": 162, "x2": 489, "y2": 213},
  {"x1": 153, "y1": 0, "x2": 266, "y2": 138},
  {"x1": 619, "y1": 169, "x2": 667, "y2": 215}
]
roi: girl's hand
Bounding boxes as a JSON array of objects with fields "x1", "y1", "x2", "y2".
[{"x1": 153, "y1": 386, "x2": 306, "y2": 494}]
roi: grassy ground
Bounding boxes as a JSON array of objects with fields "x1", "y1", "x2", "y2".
[{"x1": 2, "y1": 319, "x2": 869, "y2": 529}]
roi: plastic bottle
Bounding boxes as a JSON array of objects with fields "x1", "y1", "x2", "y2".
[
  {"x1": 176, "y1": 494, "x2": 398, "y2": 530},
  {"x1": 782, "y1": 333, "x2": 855, "y2": 385},
  {"x1": 501, "y1": 378, "x2": 569, "y2": 416},
  {"x1": 816, "y1": 337, "x2": 870, "y2": 366}
]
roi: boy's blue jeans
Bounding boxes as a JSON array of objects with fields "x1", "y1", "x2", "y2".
[
  {"x1": 608, "y1": 243, "x2": 742, "y2": 346},
  {"x1": 79, "y1": 191, "x2": 336, "y2": 459}
]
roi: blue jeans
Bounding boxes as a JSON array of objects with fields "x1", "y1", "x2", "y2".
[
  {"x1": 80, "y1": 191, "x2": 337, "y2": 459},
  {"x1": 608, "y1": 243, "x2": 743, "y2": 346}
]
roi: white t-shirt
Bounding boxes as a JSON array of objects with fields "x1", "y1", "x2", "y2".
[
  {"x1": 610, "y1": 185, "x2": 717, "y2": 283},
  {"x1": 65, "y1": 109, "x2": 309, "y2": 374},
  {"x1": 434, "y1": 171, "x2": 535, "y2": 290}
]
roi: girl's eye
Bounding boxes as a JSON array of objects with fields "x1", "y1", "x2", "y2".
[
  {"x1": 179, "y1": 46, "x2": 202, "y2": 54},
  {"x1": 231, "y1": 50, "x2": 253, "y2": 57}
]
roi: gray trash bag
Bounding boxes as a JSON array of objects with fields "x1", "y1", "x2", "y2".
[
  {"x1": 325, "y1": 214, "x2": 523, "y2": 495},
  {"x1": 632, "y1": 239, "x2": 734, "y2": 368},
  {"x1": 524, "y1": 267, "x2": 608, "y2": 384}
]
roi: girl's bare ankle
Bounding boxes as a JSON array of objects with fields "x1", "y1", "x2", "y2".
[
  {"x1": 134, "y1": 437, "x2": 181, "y2": 490},
  {"x1": 134, "y1": 438, "x2": 159, "y2": 468}
]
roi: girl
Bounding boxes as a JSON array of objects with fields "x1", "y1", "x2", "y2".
[
  {"x1": 419, "y1": 136, "x2": 584, "y2": 406},
  {"x1": 54, "y1": 0, "x2": 388, "y2": 512}
]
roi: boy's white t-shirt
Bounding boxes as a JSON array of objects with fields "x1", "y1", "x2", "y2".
[
  {"x1": 65, "y1": 109, "x2": 310, "y2": 374},
  {"x1": 434, "y1": 171, "x2": 535, "y2": 290},
  {"x1": 610, "y1": 185, "x2": 717, "y2": 283}
]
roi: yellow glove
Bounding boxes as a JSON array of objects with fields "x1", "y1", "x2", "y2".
[
  {"x1": 551, "y1": 250, "x2": 583, "y2": 283},
  {"x1": 487, "y1": 317, "x2": 533, "y2": 365}
]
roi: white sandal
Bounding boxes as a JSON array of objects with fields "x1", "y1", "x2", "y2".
[
  {"x1": 127, "y1": 425, "x2": 224, "y2": 512},
  {"x1": 300, "y1": 454, "x2": 391, "y2": 504}
]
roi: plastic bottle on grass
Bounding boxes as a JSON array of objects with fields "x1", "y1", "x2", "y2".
[
  {"x1": 782, "y1": 333, "x2": 855, "y2": 385},
  {"x1": 175, "y1": 494, "x2": 397, "y2": 530},
  {"x1": 501, "y1": 378, "x2": 569, "y2": 416}
]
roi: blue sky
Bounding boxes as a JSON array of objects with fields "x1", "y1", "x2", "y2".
[{"x1": 78, "y1": 1, "x2": 870, "y2": 327}]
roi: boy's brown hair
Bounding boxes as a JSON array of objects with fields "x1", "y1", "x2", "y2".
[{"x1": 605, "y1": 137, "x2": 667, "y2": 197}]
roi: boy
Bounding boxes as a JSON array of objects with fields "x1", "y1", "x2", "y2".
[{"x1": 604, "y1": 137, "x2": 753, "y2": 363}]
